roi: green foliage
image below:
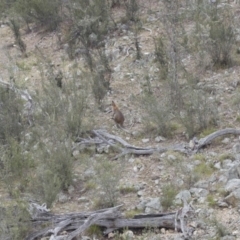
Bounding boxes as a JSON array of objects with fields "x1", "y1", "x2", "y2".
[
  {"x1": 192, "y1": 1, "x2": 236, "y2": 69},
  {"x1": 0, "y1": 200, "x2": 31, "y2": 240},
  {"x1": 35, "y1": 52, "x2": 90, "y2": 138},
  {"x1": 161, "y1": 183, "x2": 178, "y2": 211},
  {"x1": 119, "y1": 185, "x2": 137, "y2": 195},
  {"x1": 124, "y1": 0, "x2": 139, "y2": 23},
  {"x1": 1, "y1": 138, "x2": 32, "y2": 180},
  {"x1": 64, "y1": 0, "x2": 110, "y2": 54},
  {"x1": 9, "y1": 18, "x2": 26, "y2": 54},
  {"x1": 207, "y1": 194, "x2": 217, "y2": 208},
  {"x1": 32, "y1": 139, "x2": 73, "y2": 207},
  {"x1": 193, "y1": 162, "x2": 215, "y2": 181},
  {"x1": 141, "y1": 94, "x2": 175, "y2": 137},
  {"x1": 14, "y1": 0, "x2": 62, "y2": 31},
  {"x1": 208, "y1": 18, "x2": 235, "y2": 68},
  {"x1": 180, "y1": 88, "x2": 218, "y2": 139},
  {"x1": 124, "y1": 209, "x2": 142, "y2": 218},
  {"x1": 210, "y1": 217, "x2": 229, "y2": 239},
  {"x1": 86, "y1": 225, "x2": 102, "y2": 238},
  {"x1": 94, "y1": 159, "x2": 122, "y2": 208},
  {"x1": 154, "y1": 37, "x2": 168, "y2": 80}
]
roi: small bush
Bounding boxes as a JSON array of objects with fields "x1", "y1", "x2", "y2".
[
  {"x1": 124, "y1": 0, "x2": 139, "y2": 23},
  {"x1": 14, "y1": 0, "x2": 62, "y2": 31},
  {"x1": 0, "y1": 201, "x2": 31, "y2": 240},
  {"x1": 208, "y1": 19, "x2": 235, "y2": 68},
  {"x1": 119, "y1": 185, "x2": 137, "y2": 195},
  {"x1": 0, "y1": 86, "x2": 25, "y2": 144},
  {"x1": 94, "y1": 159, "x2": 122, "y2": 208},
  {"x1": 9, "y1": 19, "x2": 26, "y2": 55},
  {"x1": 124, "y1": 209, "x2": 142, "y2": 218},
  {"x1": 207, "y1": 194, "x2": 217, "y2": 208},
  {"x1": 86, "y1": 225, "x2": 102, "y2": 238},
  {"x1": 141, "y1": 94, "x2": 175, "y2": 137},
  {"x1": 154, "y1": 37, "x2": 168, "y2": 81},
  {"x1": 32, "y1": 140, "x2": 73, "y2": 207},
  {"x1": 161, "y1": 183, "x2": 178, "y2": 211},
  {"x1": 193, "y1": 162, "x2": 215, "y2": 181},
  {"x1": 180, "y1": 89, "x2": 218, "y2": 138}
]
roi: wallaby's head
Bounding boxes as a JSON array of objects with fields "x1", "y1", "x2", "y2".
[{"x1": 112, "y1": 101, "x2": 118, "y2": 111}]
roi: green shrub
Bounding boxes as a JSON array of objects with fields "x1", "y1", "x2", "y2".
[
  {"x1": 141, "y1": 94, "x2": 175, "y2": 137},
  {"x1": 9, "y1": 18, "x2": 26, "y2": 55},
  {"x1": 94, "y1": 159, "x2": 122, "y2": 208},
  {"x1": 0, "y1": 86, "x2": 25, "y2": 144},
  {"x1": 32, "y1": 140, "x2": 73, "y2": 207},
  {"x1": 208, "y1": 19, "x2": 235, "y2": 68},
  {"x1": 161, "y1": 183, "x2": 178, "y2": 211},
  {"x1": 14, "y1": 0, "x2": 62, "y2": 31},
  {"x1": 0, "y1": 201, "x2": 31, "y2": 240}
]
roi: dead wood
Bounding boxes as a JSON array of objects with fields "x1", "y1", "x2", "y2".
[
  {"x1": 74, "y1": 129, "x2": 189, "y2": 160},
  {"x1": 26, "y1": 203, "x2": 195, "y2": 240},
  {"x1": 74, "y1": 128, "x2": 240, "y2": 159},
  {"x1": 194, "y1": 128, "x2": 240, "y2": 151}
]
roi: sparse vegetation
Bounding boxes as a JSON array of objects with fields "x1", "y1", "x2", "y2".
[
  {"x1": 161, "y1": 183, "x2": 178, "y2": 211},
  {"x1": 94, "y1": 159, "x2": 122, "y2": 208},
  {"x1": 1, "y1": 0, "x2": 240, "y2": 239}
]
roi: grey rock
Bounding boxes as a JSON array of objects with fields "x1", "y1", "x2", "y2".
[
  {"x1": 145, "y1": 197, "x2": 162, "y2": 213},
  {"x1": 233, "y1": 143, "x2": 240, "y2": 154},
  {"x1": 221, "y1": 236, "x2": 236, "y2": 240},
  {"x1": 84, "y1": 168, "x2": 95, "y2": 179},
  {"x1": 142, "y1": 138, "x2": 150, "y2": 143},
  {"x1": 224, "y1": 188, "x2": 240, "y2": 206},
  {"x1": 168, "y1": 154, "x2": 177, "y2": 161},
  {"x1": 222, "y1": 138, "x2": 230, "y2": 144},
  {"x1": 214, "y1": 162, "x2": 222, "y2": 169},
  {"x1": 222, "y1": 159, "x2": 233, "y2": 169},
  {"x1": 190, "y1": 188, "x2": 209, "y2": 198},
  {"x1": 175, "y1": 190, "x2": 191, "y2": 205},
  {"x1": 227, "y1": 163, "x2": 240, "y2": 180},
  {"x1": 77, "y1": 197, "x2": 89, "y2": 203},
  {"x1": 225, "y1": 179, "x2": 240, "y2": 192},
  {"x1": 155, "y1": 136, "x2": 166, "y2": 142},
  {"x1": 68, "y1": 185, "x2": 75, "y2": 195},
  {"x1": 58, "y1": 192, "x2": 69, "y2": 203}
]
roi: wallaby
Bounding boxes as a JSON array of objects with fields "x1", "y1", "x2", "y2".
[
  {"x1": 112, "y1": 101, "x2": 124, "y2": 127},
  {"x1": 112, "y1": 101, "x2": 132, "y2": 134}
]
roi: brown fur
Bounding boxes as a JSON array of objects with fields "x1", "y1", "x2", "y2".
[{"x1": 112, "y1": 101, "x2": 125, "y2": 127}]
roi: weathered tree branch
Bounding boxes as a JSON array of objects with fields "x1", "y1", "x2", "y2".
[{"x1": 26, "y1": 203, "x2": 195, "y2": 240}]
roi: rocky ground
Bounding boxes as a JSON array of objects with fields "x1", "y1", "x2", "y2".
[{"x1": 1, "y1": 0, "x2": 240, "y2": 239}]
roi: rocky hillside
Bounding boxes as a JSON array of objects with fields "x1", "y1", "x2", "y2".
[{"x1": 1, "y1": 0, "x2": 240, "y2": 239}]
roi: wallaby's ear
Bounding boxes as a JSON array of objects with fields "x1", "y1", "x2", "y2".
[{"x1": 112, "y1": 101, "x2": 116, "y2": 106}]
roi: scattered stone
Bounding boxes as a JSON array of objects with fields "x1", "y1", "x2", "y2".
[
  {"x1": 121, "y1": 230, "x2": 134, "y2": 239},
  {"x1": 225, "y1": 179, "x2": 240, "y2": 192},
  {"x1": 137, "y1": 190, "x2": 144, "y2": 197},
  {"x1": 155, "y1": 136, "x2": 166, "y2": 142},
  {"x1": 217, "y1": 201, "x2": 228, "y2": 208},
  {"x1": 214, "y1": 162, "x2": 221, "y2": 169},
  {"x1": 77, "y1": 197, "x2": 89, "y2": 203},
  {"x1": 233, "y1": 143, "x2": 240, "y2": 154},
  {"x1": 227, "y1": 163, "x2": 240, "y2": 180},
  {"x1": 58, "y1": 192, "x2": 69, "y2": 203},
  {"x1": 145, "y1": 197, "x2": 162, "y2": 213},
  {"x1": 167, "y1": 154, "x2": 177, "y2": 161},
  {"x1": 222, "y1": 138, "x2": 230, "y2": 144},
  {"x1": 108, "y1": 232, "x2": 115, "y2": 238},
  {"x1": 224, "y1": 189, "x2": 240, "y2": 206},
  {"x1": 175, "y1": 190, "x2": 191, "y2": 205},
  {"x1": 160, "y1": 228, "x2": 166, "y2": 234},
  {"x1": 142, "y1": 138, "x2": 150, "y2": 143},
  {"x1": 68, "y1": 185, "x2": 75, "y2": 195}
]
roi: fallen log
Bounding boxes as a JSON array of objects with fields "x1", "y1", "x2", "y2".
[{"x1": 25, "y1": 202, "x2": 194, "y2": 240}]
